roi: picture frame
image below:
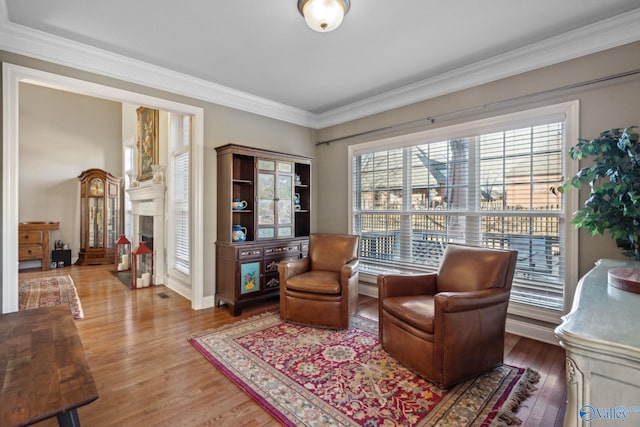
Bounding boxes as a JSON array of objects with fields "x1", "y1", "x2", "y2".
[{"x1": 136, "y1": 106, "x2": 159, "y2": 181}]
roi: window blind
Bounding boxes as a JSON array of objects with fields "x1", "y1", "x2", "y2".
[
  {"x1": 174, "y1": 150, "x2": 190, "y2": 274},
  {"x1": 352, "y1": 121, "x2": 566, "y2": 311},
  {"x1": 171, "y1": 115, "x2": 191, "y2": 275}
]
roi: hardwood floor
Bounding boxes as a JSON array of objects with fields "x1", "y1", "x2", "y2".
[{"x1": 20, "y1": 265, "x2": 566, "y2": 426}]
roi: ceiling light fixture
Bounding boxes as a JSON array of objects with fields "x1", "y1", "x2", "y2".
[{"x1": 297, "y1": 0, "x2": 350, "y2": 33}]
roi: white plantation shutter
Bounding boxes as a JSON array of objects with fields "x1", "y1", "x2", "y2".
[
  {"x1": 170, "y1": 115, "x2": 191, "y2": 276},
  {"x1": 174, "y1": 150, "x2": 190, "y2": 273},
  {"x1": 351, "y1": 105, "x2": 574, "y2": 314}
]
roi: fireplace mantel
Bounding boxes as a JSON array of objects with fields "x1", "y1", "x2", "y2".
[
  {"x1": 126, "y1": 184, "x2": 166, "y2": 285},
  {"x1": 127, "y1": 184, "x2": 165, "y2": 212}
]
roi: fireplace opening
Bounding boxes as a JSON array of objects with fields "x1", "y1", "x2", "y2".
[{"x1": 140, "y1": 215, "x2": 154, "y2": 251}]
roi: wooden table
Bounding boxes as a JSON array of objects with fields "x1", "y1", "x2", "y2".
[{"x1": 0, "y1": 305, "x2": 98, "y2": 427}]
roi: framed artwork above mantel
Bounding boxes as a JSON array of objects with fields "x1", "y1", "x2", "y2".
[{"x1": 137, "y1": 106, "x2": 159, "y2": 181}]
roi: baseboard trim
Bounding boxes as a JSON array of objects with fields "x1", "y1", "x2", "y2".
[
  {"x1": 359, "y1": 283, "x2": 378, "y2": 298},
  {"x1": 202, "y1": 295, "x2": 215, "y2": 309},
  {"x1": 505, "y1": 317, "x2": 560, "y2": 346},
  {"x1": 165, "y1": 279, "x2": 191, "y2": 302}
]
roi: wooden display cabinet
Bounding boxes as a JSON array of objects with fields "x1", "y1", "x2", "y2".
[
  {"x1": 215, "y1": 144, "x2": 312, "y2": 315},
  {"x1": 77, "y1": 168, "x2": 122, "y2": 265}
]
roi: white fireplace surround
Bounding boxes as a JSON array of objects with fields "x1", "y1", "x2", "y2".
[{"x1": 126, "y1": 184, "x2": 166, "y2": 285}]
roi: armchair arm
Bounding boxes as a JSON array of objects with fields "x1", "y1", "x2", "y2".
[
  {"x1": 341, "y1": 258, "x2": 359, "y2": 279},
  {"x1": 433, "y1": 287, "x2": 511, "y2": 387},
  {"x1": 278, "y1": 257, "x2": 310, "y2": 281},
  {"x1": 377, "y1": 273, "x2": 437, "y2": 298},
  {"x1": 434, "y1": 288, "x2": 510, "y2": 313}
]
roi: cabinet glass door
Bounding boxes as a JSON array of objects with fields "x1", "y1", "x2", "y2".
[
  {"x1": 256, "y1": 159, "x2": 294, "y2": 239},
  {"x1": 107, "y1": 195, "x2": 117, "y2": 249},
  {"x1": 257, "y1": 171, "x2": 276, "y2": 239},
  {"x1": 87, "y1": 177, "x2": 105, "y2": 249},
  {"x1": 89, "y1": 197, "x2": 104, "y2": 248},
  {"x1": 276, "y1": 172, "x2": 293, "y2": 238},
  {"x1": 80, "y1": 196, "x2": 86, "y2": 250}
]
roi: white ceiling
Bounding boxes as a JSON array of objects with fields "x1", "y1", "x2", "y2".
[{"x1": 2, "y1": 1, "x2": 640, "y2": 128}]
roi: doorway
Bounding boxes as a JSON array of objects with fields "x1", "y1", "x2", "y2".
[{"x1": 3, "y1": 63, "x2": 205, "y2": 313}]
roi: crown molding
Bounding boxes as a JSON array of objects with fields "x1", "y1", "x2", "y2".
[
  {"x1": 0, "y1": 12, "x2": 316, "y2": 127},
  {"x1": 315, "y1": 8, "x2": 640, "y2": 128},
  {"x1": 0, "y1": 4, "x2": 638, "y2": 130}
]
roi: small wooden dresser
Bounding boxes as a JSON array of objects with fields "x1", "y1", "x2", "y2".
[{"x1": 18, "y1": 221, "x2": 60, "y2": 271}]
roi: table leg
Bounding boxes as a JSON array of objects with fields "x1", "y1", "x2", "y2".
[{"x1": 57, "y1": 409, "x2": 81, "y2": 427}]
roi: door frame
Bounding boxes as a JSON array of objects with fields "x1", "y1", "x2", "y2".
[{"x1": 2, "y1": 63, "x2": 205, "y2": 312}]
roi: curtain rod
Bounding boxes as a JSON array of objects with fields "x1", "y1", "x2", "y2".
[{"x1": 315, "y1": 68, "x2": 640, "y2": 146}]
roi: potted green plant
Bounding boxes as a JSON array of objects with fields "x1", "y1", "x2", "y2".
[{"x1": 556, "y1": 126, "x2": 640, "y2": 260}]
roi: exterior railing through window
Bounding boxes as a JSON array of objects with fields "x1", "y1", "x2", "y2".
[{"x1": 355, "y1": 203, "x2": 564, "y2": 310}]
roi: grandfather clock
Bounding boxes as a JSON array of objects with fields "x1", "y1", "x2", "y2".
[{"x1": 77, "y1": 168, "x2": 121, "y2": 265}]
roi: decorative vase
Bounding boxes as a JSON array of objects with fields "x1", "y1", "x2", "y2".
[
  {"x1": 232, "y1": 224, "x2": 247, "y2": 242},
  {"x1": 126, "y1": 169, "x2": 138, "y2": 188}
]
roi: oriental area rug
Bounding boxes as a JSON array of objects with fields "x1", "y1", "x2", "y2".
[
  {"x1": 188, "y1": 313, "x2": 539, "y2": 426},
  {"x1": 19, "y1": 274, "x2": 84, "y2": 319}
]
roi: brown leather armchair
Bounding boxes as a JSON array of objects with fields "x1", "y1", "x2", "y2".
[
  {"x1": 378, "y1": 244, "x2": 518, "y2": 388},
  {"x1": 279, "y1": 233, "x2": 360, "y2": 329}
]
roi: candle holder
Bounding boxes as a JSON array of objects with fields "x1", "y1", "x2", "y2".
[
  {"x1": 132, "y1": 241, "x2": 153, "y2": 289},
  {"x1": 115, "y1": 235, "x2": 131, "y2": 272}
]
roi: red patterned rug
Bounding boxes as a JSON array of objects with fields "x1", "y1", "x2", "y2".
[
  {"x1": 188, "y1": 313, "x2": 539, "y2": 426},
  {"x1": 19, "y1": 275, "x2": 84, "y2": 319}
]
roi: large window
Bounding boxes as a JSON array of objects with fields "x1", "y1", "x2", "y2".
[{"x1": 350, "y1": 102, "x2": 578, "y2": 317}]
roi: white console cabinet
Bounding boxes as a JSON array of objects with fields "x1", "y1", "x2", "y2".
[{"x1": 555, "y1": 259, "x2": 640, "y2": 427}]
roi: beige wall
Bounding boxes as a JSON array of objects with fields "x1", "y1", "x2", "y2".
[
  {"x1": 2, "y1": 50, "x2": 314, "y2": 304},
  {"x1": 314, "y1": 41, "x2": 640, "y2": 279},
  {"x1": 5, "y1": 40, "x2": 640, "y2": 305},
  {"x1": 18, "y1": 83, "x2": 122, "y2": 267}
]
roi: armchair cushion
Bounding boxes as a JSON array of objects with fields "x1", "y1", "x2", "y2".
[
  {"x1": 381, "y1": 296, "x2": 435, "y2": 334},
  {"x1": 285, "y1": 271, "x2": 341, "y2": 294}
]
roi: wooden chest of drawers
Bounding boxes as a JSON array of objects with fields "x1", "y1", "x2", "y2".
[
  {"x1": 19, "y1": 231, "x2": 43, "y2": 260},
  {"x1": 18, "y1": 222, "x2": 60, "y2": 271}
]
